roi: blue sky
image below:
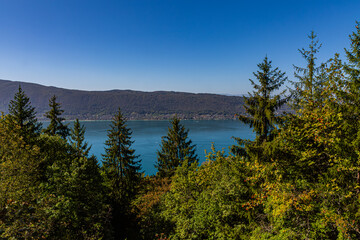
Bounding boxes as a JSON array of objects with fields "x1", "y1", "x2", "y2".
[{"x1": 0, "y1": 0, "x2": 359, "y2": 95}]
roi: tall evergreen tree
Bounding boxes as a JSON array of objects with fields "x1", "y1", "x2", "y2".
[
  {"x1": 292, "y1": 31, "x2": 325, "y2": 108},
  {"x1": 43, "y1": 95, "x2": 69, "y2": 139},
  {"x1": 7, "y1": 85, "x2": 42, "y2": 143},
  {"x1": 102, "y1": 108, "x2": 142, "y2": 239},
  {"x1": 343, "y1": 22, "x2": 360, "y2": 116},
  {"x1": 342, "y1": 21, "x2": 360, "y2": 204},
  {"x1": 155, "y1": 116, "x2": 198, "y2": 178},
  {"x1": 236, "y1": 56, "x2": 287, "y2": 145},
  {"x1": 69, "y1": 119, "x2": 91, "y2": 158}
]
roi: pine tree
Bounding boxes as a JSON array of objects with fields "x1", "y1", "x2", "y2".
[
  {"x1": 155, "y1": 116, "x2": 198, "y2": 178},
  {"x1": 43, "y1": 95, "x2": 69, "y2": 139},
  {"x1": 236, "y1": 56, "x2": 287, "y2": 145},
  {"x1": 7, "y1": 85, "x2": 42, "y2": 143},
  {"x1": 69, "y1": 119, "x2": 91, "y2": 158},
  {"x1": 102, "y1": 108, "x2": 142, "y2": 239}
]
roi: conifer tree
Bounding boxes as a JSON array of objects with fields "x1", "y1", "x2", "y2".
[
  {"x1": 69, "y1": 119, "x2": 91, "y2": 157},
  {"x1": 43, "y1": 95, "x2": 69, "y2": 139},
  {"x1": 7, "y1": 85, "x2": 42, "y2": 143},
  {"x1": 236, "y1": 56, "x2": 287, "y2": 145},
  {"x1": 342, "y1": 21, "x2": 360, "y2": 201},
  {"x1": 102, "y1": 108, "x2": 142, "y2": 239},
  {"x1": 292, "y1": 31, "x2": 325, "y2": 108},
  {"x1": 343, "y1": 22, "x2": 360, "y2": 116},
  {"x1": 155, "y1": 116, "x2": 198, "y2": 178}
]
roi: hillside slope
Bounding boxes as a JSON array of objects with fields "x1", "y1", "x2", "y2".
[{"x1": 0, "y1": 79, "x2": 245, "y2": 120}]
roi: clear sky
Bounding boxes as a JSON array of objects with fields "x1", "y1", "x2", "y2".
[{"x1": 0, "y1": 0, "x2": 359, "y2": 95}]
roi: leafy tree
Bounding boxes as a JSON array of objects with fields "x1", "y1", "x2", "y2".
[
  {"x1": 7, "y1": 85, "x2": 42, "y2": 143},
  {"x1": 0, "y1": 116, "x2": 50, "y2": 238},
  {"x1": 43, "y1": 95, "x2": 69, "y2": 139},
  {"x1": 161, "y1": 146, "x2": 270, "y2": 240},
  {"x1": 46, "y1": 141, "x2": 111, "y2": 238},
  {"x1": 102, "y1": 108, "x2": 142, "y2": 239},
  {"x1": 40, "y1": 119, "x2": 111, "y2": 239},
  {"x1": 155, "y1": 116, "x2": 198, "y2": 178},
  {"x1": 257, "y1": 55, "x2": 353, "y2": 238},
  {"x1": 134, "y1": 176, "x2": 173, "y2": 239},
  {"x1": 69, "y1": 118, "x2": 91, "y2": 158}
]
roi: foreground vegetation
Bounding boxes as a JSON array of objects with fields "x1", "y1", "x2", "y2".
[{"x1": 1, "y1": 22, "x2": 360, "y2": 239}]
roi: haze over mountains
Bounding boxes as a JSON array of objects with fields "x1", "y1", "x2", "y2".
[{"x1": 0, "y1": 79, "x2": 247, "y2": 120}]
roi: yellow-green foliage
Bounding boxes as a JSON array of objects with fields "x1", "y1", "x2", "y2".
[{"x1": 0, "y1": 116, "x2": 51, "y2": 238}]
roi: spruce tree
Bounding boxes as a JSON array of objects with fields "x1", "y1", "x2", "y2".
[
  {"x1": 43, "y1": 95, "x2": 69, "y2": 139},
  {"x1": 343, "y1": 22, "x2": 360, "y2": 115},
  {"x1": 236, "y1": 56, "x2": 287, "y2": 145},
  {"x1": 102, "y1": 108, "x2": 142, "y2": 239},
  {"x1": 69, "y1": 119, "x2": 91, "y2": 158},
  {"x1": 292, "y1": 31, "x2": 325, "y2": 108},
  {"x1": 7, "y1": 85, "x2": 42, "y2": 143},
  {"x1": 342, "y1": 21, "x2": 360, "y2": 197},
  {"x1": 155, "y1": 116, "x2": 198, "y2": 178}
]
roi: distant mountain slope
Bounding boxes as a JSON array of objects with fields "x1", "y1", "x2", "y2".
[{"x1": 0, "y1": 79, "x2": 246, "y2": 120}]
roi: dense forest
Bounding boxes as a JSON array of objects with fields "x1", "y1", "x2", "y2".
[
  {"x1": 1, "y1": 22, "x2": 360, "y2": 239},
  {"x1": 0, "y1": 79, "x2": 247, "y2": 120}
]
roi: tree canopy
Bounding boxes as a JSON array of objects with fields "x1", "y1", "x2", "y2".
[
  {"x1": 43, "y1": 95, "x2": 69, "y2": 139},
  {"x1": 102, "y1": 108, "x2": 142, "y2": 239},
  {"x1": 155, "y1": 116, "x2": 198, "y2": 178},
  {"x1": 7, "y1": 85, "x2": 42, "y2": 143},
  {"x1": 3, "y1": 19, "x2": 360, "y2": 240}
]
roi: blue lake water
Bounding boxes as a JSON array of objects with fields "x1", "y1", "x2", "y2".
[{"x1": 46, "y1": 120, "x2": 255, "y2": 175}]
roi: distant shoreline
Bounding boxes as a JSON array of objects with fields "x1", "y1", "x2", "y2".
[{"x1": 40, "y1": 118, "x2": 239, "y2": 122}]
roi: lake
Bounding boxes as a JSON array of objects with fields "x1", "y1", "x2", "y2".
[{"x1": 48, "y1": 120, "x2": 255, "y2": 175}]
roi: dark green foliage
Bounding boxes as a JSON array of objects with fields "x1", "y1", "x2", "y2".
[
  {"x1": 344, "y1": 22, "x2": 360, "y2": 76},
  {"x1": 155, "y1": 116, "x2": 198, "y2": 178},
  {"x1": 232, "y1": 57, "x2": 287, "y2": 158},
  {"x1": 102, "y1": 108, "x2": 142, "y2": 239},
  {"x1": 44, "y1": 135, "x2": 111, "y2": 239},
  {"x1": 0, "y1": 117, "x2": 111, "y2": 239},
  {"x1": 70, "y1": 118, "x2": 91, "y2": 157},
  {"x1": 7, "y1": 85, "x2": 42, "y2": 143},
  {"x1": 43, "y1": 95, "x2": 69, "y2": 138},
  {"x1": 41, "y1": 118, "x2": 111, "y2": 239},
  {"x1": 292, "y1": 31, "x2": 326, "y2": 108},
  {"x1": 238, "y1": 56, "x2": 287, "y2": 144},
  {"x1": 343, "y1": 22, "x2": 360, "y2": 122},
  {"x1": 102, "y1": 108, "x2": 142, "y2": 202}
]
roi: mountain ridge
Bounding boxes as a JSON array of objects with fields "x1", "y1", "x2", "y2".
[{"x1": 0, "y1": 79, "x2": 245, "y2": 120}]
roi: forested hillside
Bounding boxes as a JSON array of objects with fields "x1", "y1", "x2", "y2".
[{"x1": 0, "y1": 80, "x2": 245, "y2": 120}]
